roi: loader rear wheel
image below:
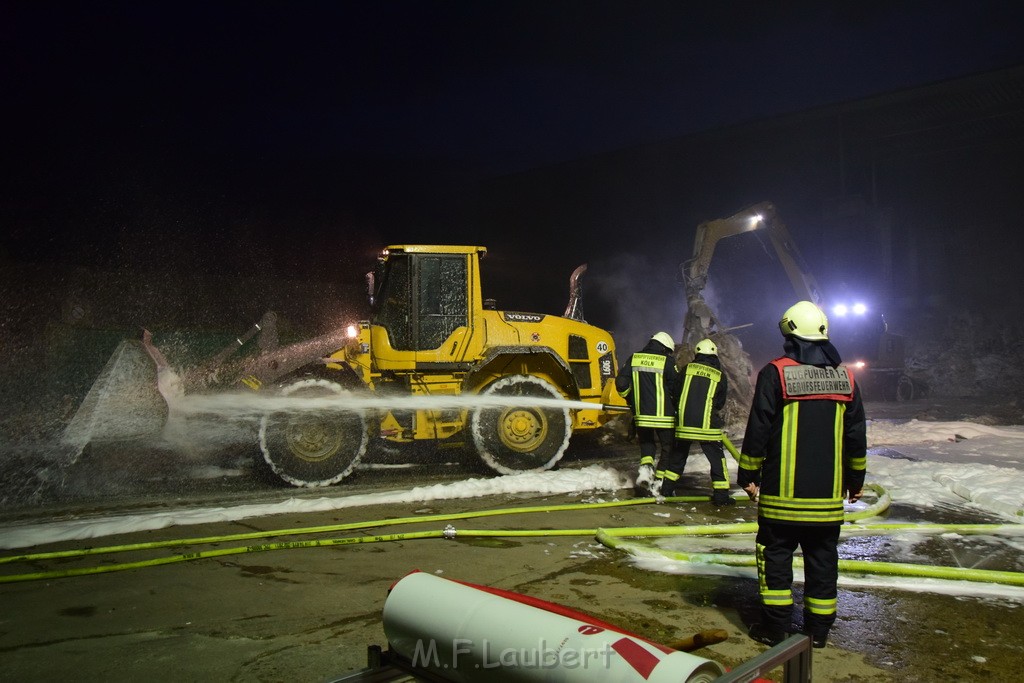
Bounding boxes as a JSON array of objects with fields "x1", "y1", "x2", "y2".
[
  {"x1": 258, "y1": 378, "x2": 368, "y2": 487},
  {"x1": 471, "y1": 375, "x2": 571, "y2": 475},
  {"x1": 896, "y1": 374, "x2": 915, "y2": 402}
]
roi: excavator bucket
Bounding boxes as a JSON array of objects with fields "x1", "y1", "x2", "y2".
[{"x1": 62, "y1": 339, "x2": 169, "y2": 456}]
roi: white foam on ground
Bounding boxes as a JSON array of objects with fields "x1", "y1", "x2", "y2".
[
  {"x1": 7, "y1": 418, "x2": 1024, "y2": 551},
  {"x1": 0, "y1": 464, "x2": 629, "y2": 550}
]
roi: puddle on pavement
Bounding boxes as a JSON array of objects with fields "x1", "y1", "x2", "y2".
[
  {"x1": 538, "y1": 500, "x2": 1024, "y2": 682},
  {"x1": 453, "y1": 537, "x2": 523, "y2": 549}
]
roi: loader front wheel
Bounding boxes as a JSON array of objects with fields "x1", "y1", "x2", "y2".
[
  {"x1": 471, "y1": 375, "x2": 571, "y2": 475},
  {"x1": 258, "y1": 378, "x2": 368, "y2": 487}
]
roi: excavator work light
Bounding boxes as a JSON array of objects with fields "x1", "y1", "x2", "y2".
[{"x1": 834, "y1": 302, "x2": 868, "y2": 317}]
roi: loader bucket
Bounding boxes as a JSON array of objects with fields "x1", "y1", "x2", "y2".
[{"x1": 62, "y1": 339, "x2": 171, "y2": 452}]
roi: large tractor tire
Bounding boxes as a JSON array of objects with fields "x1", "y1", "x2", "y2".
[
  {"x1": 895, "y1": 374, "x2": 916, "y2": 402},
  {"x1": 471, "y1": 375, "x2": 571, "y2": 475},
  {"x1": 258, "y1": 378, "x2": 368, "y2": 487}
]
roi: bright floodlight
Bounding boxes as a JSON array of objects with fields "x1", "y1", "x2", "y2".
[
  {"x1": 832, "y1": 304, "x2": 848, "y2": 316},
  {"x1": 346, "y1": 324, "x2": 359, "y2": 338},
  {"x1": 852, "y1": 302, "x2": 867, "y2": 315},
  {"x1": 749, "y1": 214, "x2": 762, "y2": 229}
]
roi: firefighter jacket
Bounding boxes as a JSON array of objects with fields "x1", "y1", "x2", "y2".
[
  {"x1": 615, "y1": 338, "x2": 680, "y2": 429},
  {"x1": 675, "y1": 353, "x2": 728, "y2": 441},
  {"x1": 738, "y1": 338, "x2": 867, "y2": 525}
]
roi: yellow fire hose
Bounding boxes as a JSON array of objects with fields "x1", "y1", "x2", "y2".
[
  {"x1": 2, "y1": 482, "x2": 1023, "y2": 589},
  {"x1": 596, "y1": 531, "x2": 1024, "y2": 587},
  {"x1": 0, "y1": 496, "x2": 711, "y2": 582},
  {"x1": 722, "y1": 434, "x2": 742, "y2": 461}
]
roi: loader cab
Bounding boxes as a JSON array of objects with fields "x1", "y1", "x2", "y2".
[{"x1": 368, "y1": 246, "x2": 485, "y2": 366}]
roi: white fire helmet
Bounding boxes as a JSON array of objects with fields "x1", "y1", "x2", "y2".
[{"x1": 651, "y1": 331, "x2": 675, "y2": 350}]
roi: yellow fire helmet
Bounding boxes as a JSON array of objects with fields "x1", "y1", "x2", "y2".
[
  {"x1": 695, "y1": 338, "x2": 718, "y2": 355},
  {"x1": 779, "y1": 301, "x2": 829, "y2": 341}
]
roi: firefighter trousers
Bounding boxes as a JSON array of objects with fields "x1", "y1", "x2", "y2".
[
  {"x1": 635, "y1": 426, "x2": 674, "y2": 468},
  {"x1": 754, "y1": 521, "x2": 841, "y2": 638},
  {"x1": 658, "y1": 439, "x2": 728, "y2": 490}
]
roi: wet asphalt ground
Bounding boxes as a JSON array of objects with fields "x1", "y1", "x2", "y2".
[{"x1": 1, "y1": 399, "x2": 1023, "y2": 682}]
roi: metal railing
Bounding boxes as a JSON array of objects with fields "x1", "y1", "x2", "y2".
[{"x1": 712, "y1": 634, "x2": 812, "y2": 683}]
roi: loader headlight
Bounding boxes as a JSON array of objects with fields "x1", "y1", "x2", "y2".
[
  {"x1": 346, "y1": 324, "x2": 359, "y2": 338},
  {"x1": 832, "y1": 304, "x2": 848, "y2": 317},
  {"x1": 852, "y1": 302, "x2": 867, "y2": 315}
]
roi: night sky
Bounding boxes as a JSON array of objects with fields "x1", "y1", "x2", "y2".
[{"x1": 4, "y1": 1, "x2": 1024, "y2": 336}]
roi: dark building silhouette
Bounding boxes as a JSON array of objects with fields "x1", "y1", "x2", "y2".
[{"x1": 469, "y1": 64, "x2": 1024, "y2": 343}]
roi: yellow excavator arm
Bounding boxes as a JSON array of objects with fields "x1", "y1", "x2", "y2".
[
  {"x1": 681, "y1": 201, "x2": 825, "y2": 347},
  {"x1": 683, "y1": 201, "x2": 824, "y2": 306}
]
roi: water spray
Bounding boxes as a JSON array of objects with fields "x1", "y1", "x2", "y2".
[{"x1": 174, "y1": 390, "x2": 632, "y2": 418}]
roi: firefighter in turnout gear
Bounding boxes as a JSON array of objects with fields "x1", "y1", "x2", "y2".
[
  {"x1": 656, "y1": 338, "x2": 734, "y2": 505},
  {"x1": 738, "y1": 301, "x2": 866, "y2": 649},
  {"x1": 615, "y1": 331, "x2": 681, "y2": 495}
]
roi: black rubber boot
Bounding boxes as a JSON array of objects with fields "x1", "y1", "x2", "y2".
[
  {"x1": 748, "y1": 623, "x2": 788, "y2": 647},
  {"x1": 801, "y1": 630, "x2": 828, "y2": 648},
  {"x1": 712, "y1": 490, "x2": 735, "y2": 506}
]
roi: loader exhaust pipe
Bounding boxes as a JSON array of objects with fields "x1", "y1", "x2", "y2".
[{"x1": 563, "y1": 264, "x2": 587, "y2": 322}]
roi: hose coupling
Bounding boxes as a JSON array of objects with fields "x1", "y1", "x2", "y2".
[{"x1": 443, "y1": 524, "x2": 457, "y2": 540}]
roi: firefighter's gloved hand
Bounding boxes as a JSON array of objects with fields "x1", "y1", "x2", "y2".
[{"x1": 848, "y1": 488, "x2": 864, "y2": 503}]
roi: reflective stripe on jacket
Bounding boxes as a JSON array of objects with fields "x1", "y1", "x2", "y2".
[
  {"x1": 675, "y1": 362, "x2": 723, "y2": 440},
  {"x1": 621, "y1": 352, "x2": 676, "y2": 428},
  {"x1": 739, "y1": 357, "x2": 867, "y2": 525}
]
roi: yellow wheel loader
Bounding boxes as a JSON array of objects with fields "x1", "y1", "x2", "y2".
[{"x1": 65, "y1": 245, "x2": 628, "y2": 487}]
